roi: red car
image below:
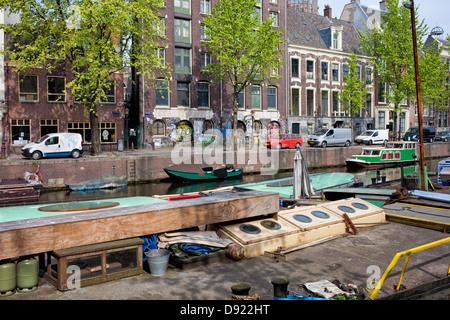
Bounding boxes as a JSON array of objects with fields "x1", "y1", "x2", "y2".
[{"x1": 265, "y1": 133, "x2": 303, "y2": 149}]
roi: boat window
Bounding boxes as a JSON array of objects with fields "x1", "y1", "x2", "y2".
[
  {"x1": 311, "y1": 211, "x2": 330, "y2": 219},
  {"x1": 388, "y1": 152, "x2": 394, "y2": 160},
  {"x1": 351, "y1": 202, "x2": 369, "y2": 210},
  {"x1": 337, "y1": 205, "x2": 355, "y2": 213},
  {"x1": 381, "y1": 152, "x2": 387, "y2": 160},
  {"x1": 385, "y1": 143, "x2": 394, "y2": 148},
  {"x1": 293, "y1": 214, "x2": 313, "y2": 223},
  {"x1": 395, "y1": 151, "x2": 401, "y2": 159},
  {"x1": 239, "y1": 224, "x2": 261, "y2": 234},
  {"x1": 363, "y1": 150, "x2": 371, "y2": 155},
  {"x1": 260, "y1": 220, "x2": 281, "y2": 230},
  {"x1": 394, "y1": 144, "x2": 403, "y2": 148},
  {"x1": 372, "y1": 150, "x2": 380, "y2": 155}
]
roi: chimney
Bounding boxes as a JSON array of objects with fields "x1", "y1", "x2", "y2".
[{"x1": 324, "y1": 5, "x2": 332, "y2": 19}]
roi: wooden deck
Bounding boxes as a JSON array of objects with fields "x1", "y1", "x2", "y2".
[{"x1": 0, "y1": 190, "x2": 279, "y2": 260}]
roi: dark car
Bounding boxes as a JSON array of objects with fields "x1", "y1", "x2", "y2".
[
  {"x1": 435, "y1": 131, "x2": 450, "y2": 142},
  {"x1": 403, "y1": 127, "x2": 436, "y2": 143}
]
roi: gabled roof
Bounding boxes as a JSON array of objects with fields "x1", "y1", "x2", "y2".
[
  {"x1": 340, "y1": 1, "x2": 385, "y2": 35},
  {"x1": 286, "y1": 10, "x2": 363, "y2": 55}
]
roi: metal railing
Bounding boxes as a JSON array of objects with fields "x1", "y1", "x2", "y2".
[{"x1": 369, "y1": 237, "x2": 450, "y2": 300}]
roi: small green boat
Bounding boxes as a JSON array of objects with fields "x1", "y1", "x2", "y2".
[
  {"x1": 164, "y1": 164, "x2": 243, "y2": 181},
  {"x1": 346, "y1": 141, "x2": 418, "y2": 169}
]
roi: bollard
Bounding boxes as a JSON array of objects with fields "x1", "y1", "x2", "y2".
[{"x1": 271, "y1": 278, "x2": 289, "y2": 298}]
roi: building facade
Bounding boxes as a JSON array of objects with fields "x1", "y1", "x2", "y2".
[
  {"x1": 286, "y1": 8, "x2": 375, "y2": 139},
  {"x1": 142, "y1": 0, "x2": 288, "y2": 148}
]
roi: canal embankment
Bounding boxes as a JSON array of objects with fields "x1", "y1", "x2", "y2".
[{"x1": 1, "y1": 142, "x2": 449, "y2": 189}]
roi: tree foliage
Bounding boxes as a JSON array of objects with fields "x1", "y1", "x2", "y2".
[
  {"x1": 202, "y1": 0, "x2": 285, "y2": 132},
  {"x1": 0, "y1": 0, "x2": 168, "y2": 155},
  {"x1": 339, "y1": 53, "x2": 368, "y2": 138},
  {"x1": 419, "y1": 39, "x2": 449, "y2": 118},
  {"x1": 359, "y1": 0, "x2": 426, "y2": 138}
]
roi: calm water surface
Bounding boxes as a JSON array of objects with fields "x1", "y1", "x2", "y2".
[{"x1": 35, "y1": 158, "x2": 444, "y2": 205}]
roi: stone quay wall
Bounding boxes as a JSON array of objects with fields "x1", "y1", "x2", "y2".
[{"x1": 1, "y1": 142, "x2": 449, "y2": 189}]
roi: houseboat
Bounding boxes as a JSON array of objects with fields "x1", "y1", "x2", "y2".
[{"x1": 346, "y1": 141, "x2": 418, "y2": 169}]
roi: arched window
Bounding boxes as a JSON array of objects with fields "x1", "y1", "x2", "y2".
[
  {"x1": 203, "y1": 120, "x2": 214, "y2": 133},
  {"x1": 152, "y1": 120, "x2": 165, "y2": 136}
]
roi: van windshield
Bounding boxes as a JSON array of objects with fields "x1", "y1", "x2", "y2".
[
  {"x1": 360, "y1": 131, "x2": 374, "y2": 136},
  {"x1": 313, "y1": 128, "x2": 329, "y2": 135},
  {"x1": 36, "y1": 135, "x2": 50, "y2": 143}
]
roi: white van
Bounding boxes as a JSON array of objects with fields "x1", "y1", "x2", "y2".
[
  {"x1": 307, "y1": 128, "x2": 352, "y2": 148},
  {"x1": 355, "y1": 130, "x2": 389, "y2": 145},
  {"x1": 22, "y1": 133, "x2": 83, "y2": 160}
]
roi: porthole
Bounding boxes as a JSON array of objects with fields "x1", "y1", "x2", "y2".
[
  {"x1": 311, "y1": 211, "x2": 330, "y2": 219},
  {"x1": 337, "y1": 205, "x2": 356, "y2": 213},
  {"x1": 293, "y1": 214, "x2": 313, "y2": 223},
  {"x1": 260, "y1": 220, "x2": 282, "y2": 230},
  {"x1": 239, "y1": 224, "x2": 261, "y2": 234},
  {"x1": 351, "y1": 202, "x2": 369, "y2": 210}
]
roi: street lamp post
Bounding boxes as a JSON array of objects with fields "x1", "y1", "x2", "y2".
[{"x1": 404, "y1": 0, "x2": 426, "y2": 191}]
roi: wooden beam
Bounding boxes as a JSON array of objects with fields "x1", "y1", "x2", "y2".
[{"x1": 0, "y1": 190, "x2": 279, "y2": 260}]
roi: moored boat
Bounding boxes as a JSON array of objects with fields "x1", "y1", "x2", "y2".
[
  {"x1": 346, "y1": 141, "x2": 418, "y2": 169},
  {"x1": 164, "y1": 164, "x2": 243, "y2": 181},
  {"x1": 0, "y1": 178, "x2": 41, "y2": 204},
  {"x1": 66, "y1": 174, "x2": 127, "y2": 191}
]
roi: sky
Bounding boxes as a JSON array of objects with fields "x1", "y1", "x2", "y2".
[{"x1": 320, "y1": 0, "x2": 450, "y2": 38}]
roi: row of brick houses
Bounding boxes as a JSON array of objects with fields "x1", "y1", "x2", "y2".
[{"x1": 0, "y1": 0, "x2": 449, "y2": 156}]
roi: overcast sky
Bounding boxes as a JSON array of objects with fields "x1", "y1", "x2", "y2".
[{"x1": 320, "y1": 0, "x2": 450, "y2": 38}]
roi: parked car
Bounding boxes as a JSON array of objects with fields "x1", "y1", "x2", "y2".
[
  {"x1": 403, "y1": 127, "x2": 436, "y2": 143},
  {"x1": 435, "y1": 131, "x2": 450, "y2": 142},
  {"x1": 265, "y1": 133, "x2": 303, "y2": 149},
  {"x1": 22, "y1": 132, "x2": 84, "y2": 160},
  {"x1": 307, "y1": 128, "x2": 352, "y2": 148},
  {"x1": 354, "y1": 129, "x2": 389, "y2": 145}
]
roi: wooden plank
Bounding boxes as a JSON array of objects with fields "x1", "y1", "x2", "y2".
[{"x1": 0, "y1": 190, "x2": 278, "y2": 260}]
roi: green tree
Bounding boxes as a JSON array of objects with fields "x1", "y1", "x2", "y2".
[
  {"x1": 419, "y1": 40, "x2": 449, "y2": 126},
  {"x1": 339, "y1": 53, "x2": 368, "y2": 140},
  {"x1": 202, "y1": 0, "x2": 285, "y2": 142},
  {"x1": 359, "y1": 0, "x2": 426, "y2": 139},
  {"x1": 0, "y1": 0, "x2": 168, "y2": 155}
]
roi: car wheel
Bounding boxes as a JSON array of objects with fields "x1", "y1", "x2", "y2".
[
  {"x1": 345, "y1": 140, "x2": 350, "y2": 147},
  {"x1": 321, "y1": 141, "x2": 327, "y2": 148},
  {"x1": 276, "y1": 144, "x2": 282, "y2": 149},
  {"x1": 31, "y1": 151, "x2": 42, "y2": 160},
  {"x1": 71, "y1": 149, "x2": 81, "y2": 158}
]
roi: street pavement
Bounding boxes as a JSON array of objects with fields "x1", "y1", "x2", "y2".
[{"x1": 2, "y1": 220, "x2": 450, "y2": 302}]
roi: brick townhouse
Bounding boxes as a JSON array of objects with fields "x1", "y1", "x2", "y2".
[{"x1": 142, "y1": 0, "x2": 288, "y2": 147}]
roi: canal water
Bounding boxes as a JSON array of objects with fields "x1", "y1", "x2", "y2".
[{"x1": 34, "y1": 158, "x2": 445, "y2": 206}]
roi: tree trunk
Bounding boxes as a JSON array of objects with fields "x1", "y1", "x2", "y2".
[
  {"x1": 232, "y1": 92, "x2": 239, "y2": 153},
  {"x1": 90, "y1": 110, "x2": 101, "y2": 155}
]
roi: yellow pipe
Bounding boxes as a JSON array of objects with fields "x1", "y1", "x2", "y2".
[
  {"x1": 396, "y1": 255, "x2": 410, "y2": 291},
  {"x1": 370, "y1": 237, "x2": 450, "y2": 300}
]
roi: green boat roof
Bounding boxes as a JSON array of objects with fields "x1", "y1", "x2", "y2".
[
  {"x1": 237, "y1": 172, "x2": 355, "y2": 198},
  {"x1": 0, "y1": 196, "x2": 167, "y2": 224}
]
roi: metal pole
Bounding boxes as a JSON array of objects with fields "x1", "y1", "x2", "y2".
[{"x1": 407, "y1": 0, "x2": 426, "y2": 190}]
